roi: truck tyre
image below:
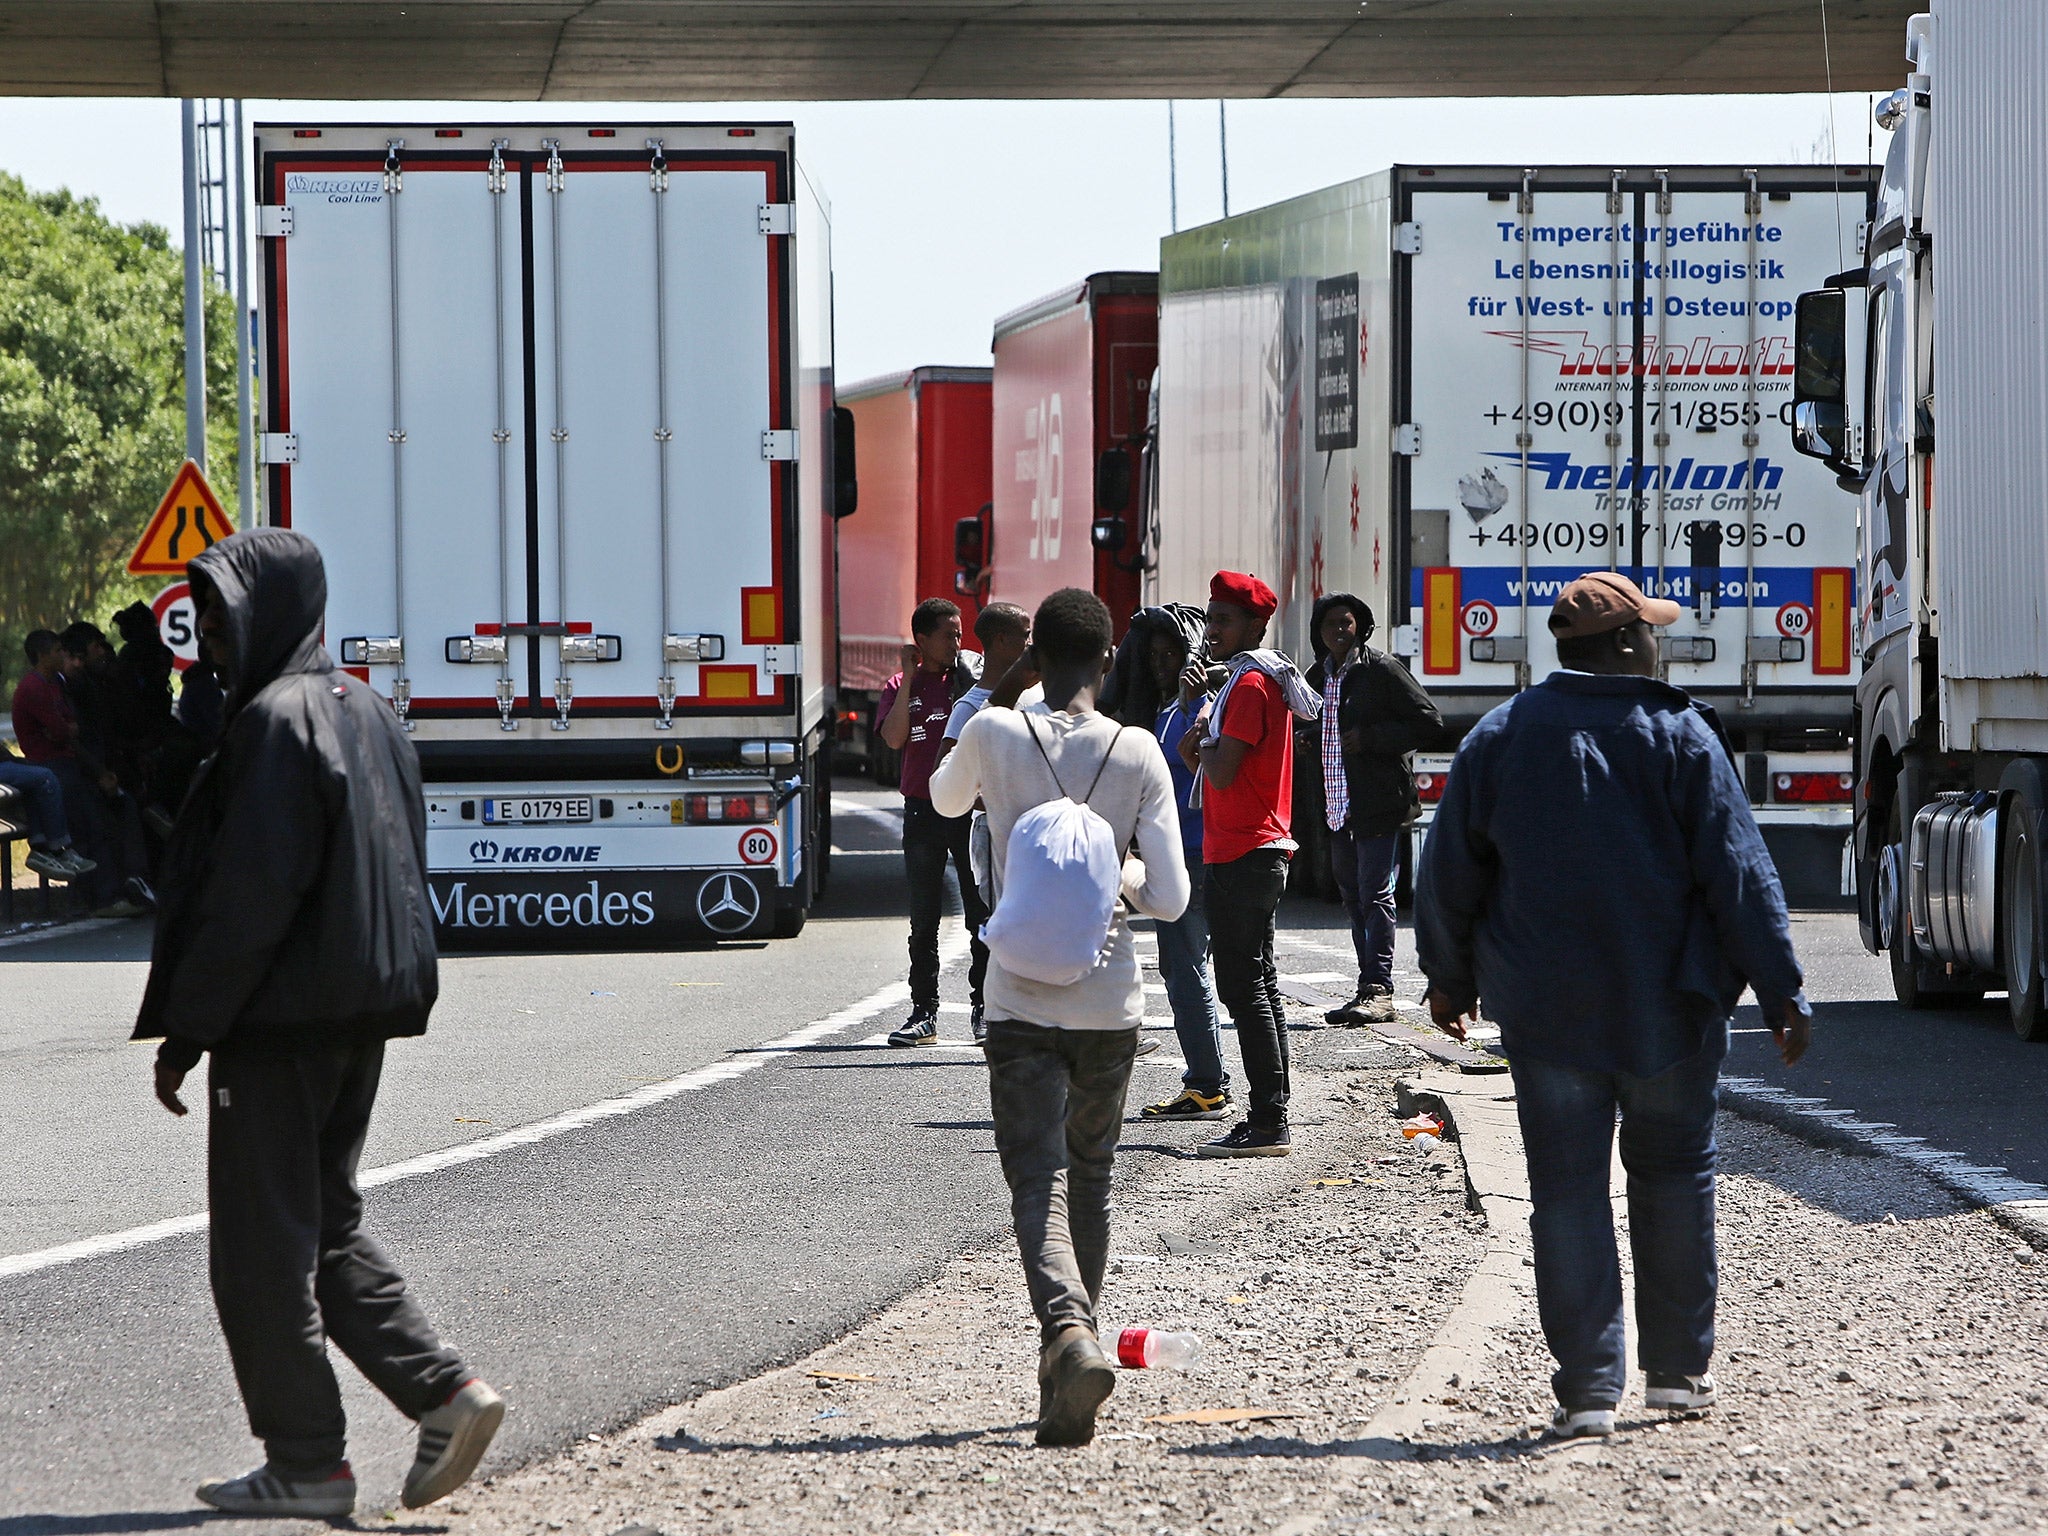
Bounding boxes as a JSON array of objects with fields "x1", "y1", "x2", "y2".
[
  {"x1": 1884, "y1": 800, "x2": 1934, "y2": 1011},
  {"x1": 773, "y1": 904, "x2": 808, "y2": 939},
  {"x1": 2005, "y1": 805, "x2": 2047, "y2": 1040}
]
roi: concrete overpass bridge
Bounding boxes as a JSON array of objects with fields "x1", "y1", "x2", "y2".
[{"x1": 3, "y1": 2, "x2": 1914, "y2": 100}]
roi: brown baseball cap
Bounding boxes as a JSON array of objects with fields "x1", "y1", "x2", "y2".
[{"x1": 1547, "y1": 570, "x2": 1682, "y2": 639}]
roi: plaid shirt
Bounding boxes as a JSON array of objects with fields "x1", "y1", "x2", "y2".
[{"x1": 1321, "y1": 653, "x2": 1354, "y2": 830}]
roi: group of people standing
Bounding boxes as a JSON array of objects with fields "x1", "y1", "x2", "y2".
[
  {"x1": 882, "y1": 566, "x2": 1810, "y2": 1450},
  {"x1": 4, "y1": 606, "x2": 223, "y2": 916},
  {"x1": 878, "y1": 570, "x2": 1445, "y2": 1161}
]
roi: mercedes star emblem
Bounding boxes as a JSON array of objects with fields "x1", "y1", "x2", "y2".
[{"x1": 696, "y1": 872, "x2": 762, "y2": 934}]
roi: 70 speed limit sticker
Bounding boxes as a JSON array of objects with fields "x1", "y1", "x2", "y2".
[{"x1": 738, "y1": 827, "x2": 778, "y2": 866}]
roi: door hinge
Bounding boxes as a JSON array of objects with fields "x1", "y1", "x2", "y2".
[
  {"x1": 1393, "y1": 423, "x2": 1423, "y2": 457},
  {"x1": 760, "y1": 429, "x2": 799, "y2": 461},
  {"x1": 259, "y1": 432, "x2": 300, "y2": 464},
  {"x1": 761, "y1": 644, "x2": 803, "y2": 676},
  {"x1": 258, "y1": 205, "x2": 295, "y2": 238},
  {"x1": 1393, "y1": 221, "x2": 1423, "y2": 255},
  {"x1": 757, "y1": 203, "x2": 795, "y2": 236}
]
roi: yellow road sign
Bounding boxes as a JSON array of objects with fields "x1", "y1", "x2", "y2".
[{"x1": 129, "y1": 460, "x2": 235, "y2": 575}]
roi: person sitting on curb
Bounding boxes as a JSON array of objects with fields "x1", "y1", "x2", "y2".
[
  {"x1": 930, "y1": 587, "x2": 1189, "y2": 1447},
  {"x1": 1303, "y1": 593, "x2": 1446, "y2": 1026},
  {"x1": 1177, "y1": 571, "x2": 1322, "y2": 1158},
  {"x1": 1415, "y1": 570, "x2": 1810, "y2": 1440}
]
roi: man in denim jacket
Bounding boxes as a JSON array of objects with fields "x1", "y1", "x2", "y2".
[{"x1": 1416, "y1": 571, "x2": 1811, "y2": 1439}]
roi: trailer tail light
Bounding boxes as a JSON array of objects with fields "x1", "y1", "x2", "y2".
[
  {"x1": 727, "y1": 128, "x2": 757, "y2": 137},
  {"x1": 1773, "y1": 772, "x2": 1855, "y2": 804},
  {"x1": 292, "y1": 129, "x2": 322, "y2": 138},
  {"x1": 1813, "y1": 568, "x2": 1853, "y2": 675},
  {"x1": 587, "y1": 128, "x2": 617, "y2": 138},
  {"x1": 1421, "y1": 567, "x2": 1462, "y2": 675},
  {"x1": 682, "y1": 793, "x2": 774, "y2": 824},
  {"x1": 434, "y1": 129, "x2": 462, "y2": 138},
  {"x1": 1414, "y1": 771, "x2": 1447, "y2": 804}
]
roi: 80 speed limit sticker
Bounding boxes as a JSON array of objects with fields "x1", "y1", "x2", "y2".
[
  {"x1": 1776, "y1": 603, "x2": 1814, "y2": 639},
  {"x1": 738, "y1": 828, "x2": 778, "y2": 865}
]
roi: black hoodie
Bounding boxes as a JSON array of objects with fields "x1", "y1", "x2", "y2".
[
  {"x1": 134, "y1": 528, "x2": 438, "y2": 1064},
  {"x1": 1303, "y1": 591, "x2": 1449, "y2": 838}
]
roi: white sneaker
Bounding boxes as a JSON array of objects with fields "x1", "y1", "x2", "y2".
[
  {"x1": 1645, "y1": 1371, "x2": 1717, "y2": 1412},
  {"x1": 196, "y1": 1463, "x2": 356, "y2": 1517},
  {"x1": 1548, "y1": 1402, "x2": 1617, "y2": 1438},
  {"x1": 403, "y1": 1378, "x2": 505, "y2": 1509}
]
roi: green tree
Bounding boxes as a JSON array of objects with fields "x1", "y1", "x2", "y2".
[{"x1": 0, "y1": 171, "x2": 238, "y2": 694}]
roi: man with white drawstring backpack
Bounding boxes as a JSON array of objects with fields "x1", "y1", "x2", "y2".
[{"x1": 929, "y1": 587, "x2": 1189, "y2": 1450}]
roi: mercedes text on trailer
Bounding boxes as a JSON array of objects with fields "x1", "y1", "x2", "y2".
[
  {"x1": 256, "y1": 122, "x2": 849, "y2": 946},
  {"x1": 1791, "y1": 3, "x2": 2048, "y2": 1032},
  {"x1": 835, "y1": 366, "x2": 992, "y2": 782},
  {"x1": 1153, "y1": 165, "x2": 1874, "y2": 903}
]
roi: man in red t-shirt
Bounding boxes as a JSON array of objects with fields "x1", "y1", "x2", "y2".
[
  {"x1": 1178, "y1": 571, "x2": 1297, "y2": 1156},
  {"x1": 877, "y1": 597, "x2": 988, "y2": 1045}
]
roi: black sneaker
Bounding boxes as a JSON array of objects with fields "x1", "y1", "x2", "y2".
[
  {"x1": 1140, "y1": 1088, "x2": 1231, "y2": 1121},
  {"x1": 971, "y1": 1005, "x2": 987, "y2": 1046},
  {"x1": 124, "y1": 875, "x2": 156, "y2": 910},
  {"x1": 888, "y1": 1009, "x2": 939, "y2": 1047},
  {"x1": 1197, "y1": 1121, "x2": 1292, "y2": 1158}
]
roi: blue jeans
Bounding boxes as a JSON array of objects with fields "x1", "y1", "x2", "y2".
[
  {"x1": 1329, "y1": 824, "x2": 1399, "y2": 993},
  {"x1": 1155, "y1": 860, "x2": 1228, "y2": 1095},
  {"x1": 1511, "y1": 1040, "x2": 1722, "y2": 1408},
  {"x1": 0, "y1": 760, "x2": 73, "y2": 848}
]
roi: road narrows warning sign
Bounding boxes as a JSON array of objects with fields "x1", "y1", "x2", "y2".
[{"x1": 129, "y1": 461, "x2": 235, "y2": 576}]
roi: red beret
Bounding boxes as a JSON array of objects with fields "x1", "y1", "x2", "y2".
[{"x1": 1210, "y1": 570, "x2": 1278, "y2": 620}]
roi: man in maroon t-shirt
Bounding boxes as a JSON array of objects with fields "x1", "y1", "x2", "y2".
[
  {"x1": 878, "y1": 597, "x2": 988, "y2": 1045},
  {"x1": 1178, "y1": 571, "x2": 1298, "y2": 1157}
]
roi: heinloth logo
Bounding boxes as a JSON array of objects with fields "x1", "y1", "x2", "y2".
[
  {"x1": 432, "y1": 880, "x2": 657, "y2": 929},
  {"x1": 1494, "y1": 330, "x2": 1794, "y2": 379},
  {"x1": 1488, "y1": 450, "x2": 1784, "y2": 494},
  {"x1": 467, "y1": 840, "x2": 603, "y2": 865}
]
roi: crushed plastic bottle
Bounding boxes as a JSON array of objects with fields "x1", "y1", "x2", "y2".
[
  {"x1": 1115, "y1": 1327, "x2": 1202, "y2": 1369},
  {"x1": 1399, "y1": 1112, "x2": 1444, "y2": 1139},
  {"x1": 1409, "y1": 1131, "x2": 1442, "y2": 1153}
]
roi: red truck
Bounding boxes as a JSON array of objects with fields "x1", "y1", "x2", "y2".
[
  {"x1": 963, "y1": 273, "x2": 1157, "y2": 634},
  {"x1": 836, "y1": 366, "x2": 992, "y2": 781}
]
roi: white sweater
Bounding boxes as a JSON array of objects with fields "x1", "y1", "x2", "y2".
[{"x1": 929, "y1": 703, "x2": 1190, "y2": 1031}]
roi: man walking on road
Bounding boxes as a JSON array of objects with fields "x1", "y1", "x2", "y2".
[
  {"x1": 931, "y1": 587, "x2": 1189, "y2": 1447},
  {"x1": 136, "y1": 528, "x2": 504, "y2": 1518},
  {"x1": 1304, "y1": 593, "x2": 1445, "y2": 1026},
  {"x1": 879, "y1": 597, "x2": 990, "y2": 1045},
  {"x1": 1177, "y1": 571, "x2": 1322, "y2": 1159},
  {"x1": 1416, "y1": 570, "x2": 1810, "y2": 1439}
]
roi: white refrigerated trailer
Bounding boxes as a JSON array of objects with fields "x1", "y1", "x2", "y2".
[
  {"x1": 255, "y1": 122, "x2": 846, "y2": 945},
  {"x1": 1152, "y1": 164, "x2": 1875, "y2": 902}
]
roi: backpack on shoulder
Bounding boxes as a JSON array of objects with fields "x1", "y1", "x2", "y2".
[{"x1": 980, "y1": 716, "x2": 1130, "y2": 987}]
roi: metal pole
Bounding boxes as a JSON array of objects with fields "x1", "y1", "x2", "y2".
[
  {"x1": 1217, "y1": 101, "x2": 1229, "y2": 218},
  {"x1": 232, "y1": 100, "x2": 253, "y2": 524},
  {"x1": 179, "y1": 100, "x2": 207, "y2": 470},
  {"x1": 1168, "y1": 102, "x2": 1178, "y2": 234}
]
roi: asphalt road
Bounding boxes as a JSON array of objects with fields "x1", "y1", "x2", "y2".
[{"x1": 5, "y1": 780, "x2": 2044, "y2": 1533}]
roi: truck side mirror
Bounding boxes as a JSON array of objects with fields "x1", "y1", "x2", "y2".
[
  {"x1": 1095, "y1": 448, "x2": 1132, "y2": 513},
  {"x1": 831, "y1": 405, "x2": 858, "y2": 519},
  {"x1": 953, "y1": 510, "x2": 985, "y2": 571},
  {"x1": 1791, "y1": 290, "x2": 1848, "y2": 464},
  {"x1": 1091, "y1": 516, "x2": 1127, "y2": 552}
]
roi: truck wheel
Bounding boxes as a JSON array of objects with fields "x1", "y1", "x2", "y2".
[
  {"x1": 1883, "y1": 800, "x2": 1934, "y2": 1011},
  {"x1": 773, "y1": 904, "x2": 808, "y2": 939},
  {"x1": 2005, "y1": 805, "x2": 2047, "y2": 1040}
]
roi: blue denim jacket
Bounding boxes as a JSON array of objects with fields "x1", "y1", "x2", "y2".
[{"x1": 1415, "y1": 671, "x2": 1806, "y2": 1076}]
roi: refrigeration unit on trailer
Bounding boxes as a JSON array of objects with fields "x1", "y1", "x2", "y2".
[
  {"x1": 1154, "y1": 164, "x2": 1873, "y2": 904},
  {"x1": 256, "y1": 121, "x2": 846, "y2": 946},
  {"x1": 1790, "y1": 2, "x2": 2048, "y2": 1032},
  {"x1": 835, "y1": 366, "x2": 992, "y2": 781},
  {"x1": 965, "y1": 273, "x2": 1157, "y2": 632}
]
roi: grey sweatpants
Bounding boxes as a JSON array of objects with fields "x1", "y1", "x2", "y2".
[
  {"x1": 982, "y1": 1019, "x2": 1139, "y2": 1345},
  {"x1": 207, "y1": 1042, "x2": 469, "y2": 1478}
]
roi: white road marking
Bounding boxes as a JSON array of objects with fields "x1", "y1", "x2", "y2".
[
  {"x1": 0, "y1": 916, "x2": 970, "y2": 1282},
  {"x1": 0, "y1": 917, "x2": 127, "y2": 951},
  {"x1": 1286, "y1": 970, "x2": 1349, "y2": 985},
  {"x1": 836, "y1": 802, "x2": 906, "y2": 836}
]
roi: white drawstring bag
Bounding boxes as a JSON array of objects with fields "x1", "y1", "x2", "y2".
[{"x1": 980, "y1": 717, "x2": 1129, "y2": 986}]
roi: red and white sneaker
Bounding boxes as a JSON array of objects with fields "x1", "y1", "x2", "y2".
[
  {"x1": 403, "y1": 1379, "x2": 506, "y2": 1509},
  {"x1": 196, "y1": 1463, "x2": 356, "y2": 1517}
]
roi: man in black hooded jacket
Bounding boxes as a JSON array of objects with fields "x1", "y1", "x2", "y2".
[
  {"x1": 134, "y1": 528, "x2": 504, "y2": 1520},
  {"x1": 1302, "y1": 593, "x2": 1445, "y2": 1024}
]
